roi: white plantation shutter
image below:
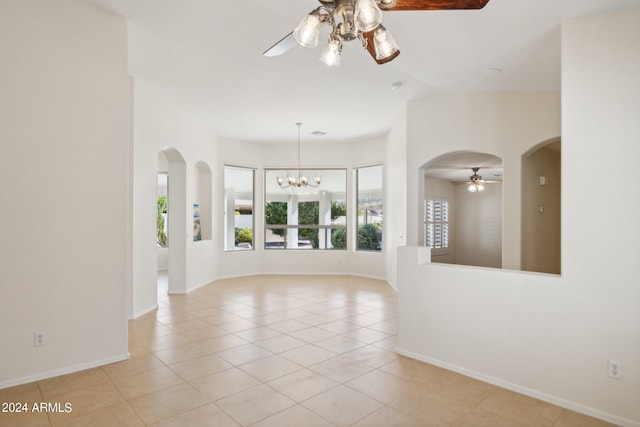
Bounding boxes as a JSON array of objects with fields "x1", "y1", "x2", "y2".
[{"x1": 425, "y1": 199, "x2": 449, "y2": 249}]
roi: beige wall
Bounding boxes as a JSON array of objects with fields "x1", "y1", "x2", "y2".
[
  {"x1": 521, "y1": 143, "x2": 561, "y2": 274},
  {"x1": 455, "y1": 182, "x2": 503, "y2": 268}
]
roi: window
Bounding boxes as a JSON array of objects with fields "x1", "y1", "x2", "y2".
[
  {"x1": 425, "y1": 198, "x2": 449, "y2": 250},
  {"x1": 356, "y1": 165, "x2": 383, "y2": 252},
  {"x1": 224, "y1": 166, "x2": 254, "y2": 251},
  {"x1": 264, "y1": 169, "x2": 346, "y2": 250},
  {"x1": 157, "y1": 173, "x2": 168, "y2": 248}
]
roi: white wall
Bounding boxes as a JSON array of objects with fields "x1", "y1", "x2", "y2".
[
  {"x1": 0, "y1": 0, "x2": 129, "y2": 387},
  {"x1": 131, "y1": 79, "x2": 217, "y2": 317},
  {"x1": 397, "y1": 8, "x2": 640, "y2": 426},
  {"x1": 384, "y1": 106, "x2": 408, "y2": 289}
]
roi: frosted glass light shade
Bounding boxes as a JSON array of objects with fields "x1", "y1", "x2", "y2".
[
  {"x1": 294, "y1": 13, "x2": 322, "y2": 48},
  {"x1": 319, "y1": 39, "x2": 341, "y2": 66},
  {"x1": 373, "y1": 27, "x2": 399, "y2": 60},
  {"x1": 355, "y1": 0, "x2": 382, "y2": 32}
]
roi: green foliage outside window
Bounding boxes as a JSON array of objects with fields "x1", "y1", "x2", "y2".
[
  {"x1": 235, "y1": 228, "x2": 253, "y2": 245},
  {"x1": 157, "y1": 196, "x2": 168, "y2": 247}
]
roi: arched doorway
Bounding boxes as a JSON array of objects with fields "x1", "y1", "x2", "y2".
[
  {"x1": 421, "y1": 151, "x2": 503, "y2": 268},
  {"x1": 521, "y1": 138, "x2": 561, "y2": 274}
]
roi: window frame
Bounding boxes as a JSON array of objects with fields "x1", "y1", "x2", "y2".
[
  {"x1": 263, "y1": 168, "x2": 347, "y2": 251},
  {"x1": 355, "y1": 164, "x2": 383, "y2": 253},
  {"x1": 223, "y1": 165, "x2": 255, "y2": 252}
]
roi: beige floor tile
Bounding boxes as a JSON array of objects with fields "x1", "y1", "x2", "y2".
[
  {"x1": 114, "y1": 366, "x2": 185, "y2": 399},
  {"x1": 217, "y1": 319, "x2": 259, "y2": 333},
  {"x1": 478, "y1": 389, "x2": 564, "y2": 427},
  {"x1": 152, "y1": 342, "x2": 210, "y2": 365},
  {"x1": 418, "y1": 370, "x2": 497, "y2": 406},
  {"x1": 198, "y1": 334, "x2": 247, "y2": 353},
  {"x1": 46, "y1": 381, "x2": 126, "y2": 424},
  {"x1": 342, "y1": 345, "x2": 399, "y2": 368},
  {"x1": 136, "y1": 333, "x2": 192, "y2": 352},
  {"x1": 50, "y1": 401, "x2": 144, "y2": 427},
  {"x1": 238, "y1": 354, "x2": 302, "y2": 382},
  {"x1": 289, "y1": 327, "x2": 337, "y2": 343},
  {"x1": 302, "y1": 385, "x2": 383, "y2": 427},
  {"x1": 452, "y1": 406, "x2": 529, "y2": 427},
  {"x1": 128, "y1": 383, "x2": 209, "y2": 425},
  {"x1": 553, "y1": 409, "x2": 619, "y2": 427},
  {"x1": 309, "y1": 356, "x2": 373, "y2": 383},
  {"x1": 233, "y1": 326, "x2": 282, "y2": 343},
  {"x1": 345, "y1": 369, "x2": 418, "y2": 404},
  {"x1": 38, "y1": 368, "x2": 111, "y2": 399},
  {"x1": 250, "y1": 404, "x2": 337, "y2": 427},
  {"x1": 255, "y1": 334, "x2": 306, "y2": 353},
  {"x1": 0, "y1": 382, "x2": 42, "y2": 402},
  {"x1": 379, "y1": 356, "x2": 444, "y2": 383},
  {"x1": 149, "y1": 403, "x2": 240, "y2": 427},
  {"x1": 279, "y1": 344, "x2": 336, "y2": 367},
  {"x1": 350, "y1": 405, "x2": 428, "y2": 427},
  {"x1": 217, "y1": 343, "x2": 273, "y2": 365},
  {"x1": 166, "y1": 318, "x2": 211, "y2": 332},
  {"x1": 267, "y1": 319, "x2": 311, "y2": 334},
  {"x1": 389, "y1": 388, "x2": 478, "y2": 425},
  {"x1": 318, "y1": 320, "x2": 361, "y2": 334},
  {"x1": 215, "y1": 384, "x2": 295, "y2": 426},
  {"x1": 342, "y1": 327, "x2": 391, "y2": 344},
  {"x1": 169, "y1": 354, "x2": 232, "y2": 380},
  {"x1": 267, "y1": 368, "x2": 338, "y2": 402},
  {"x1": 102, "y1": 351, "x2": 166, "y2": 381},
  {"x1": 189, "y1": 367, "x2": 261, "y2": 401},
  {"x1": 180, "y1": 325, "x2": 228, "y2": 342},
  {"x1": 313, "y1": 335, "x2": 368, "y2": 354},
  {"x1": 0, "y1": 405, "x2": 51, "y2": 427}
]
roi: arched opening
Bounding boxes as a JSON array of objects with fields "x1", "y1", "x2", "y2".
[
  {"x1": 158, "y1": 147, "x2": 187, "y2": 295},
  {"x1": 421, "y1": 151, "x2": 503, "y2": 268},
  {"x1": 521, "y1": 138, "x2": 561, "y2": 274}
]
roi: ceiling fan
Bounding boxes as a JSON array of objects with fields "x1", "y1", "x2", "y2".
[
  {"x1": 264, "y1": 0, "x2": 490, "y2": 66},
  {"x1": 467, "y1": 167, "x2": 502, "y2": 192}
]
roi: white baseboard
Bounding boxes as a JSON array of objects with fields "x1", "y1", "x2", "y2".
[
  {"x1": 396, "y1": 347, "x2": 639, "y2": 427},
  {"x1": 0, "y1": 353, "x2": 130, "y2": 390},
  {"x1": 129, "y1": 303, "x2": 158, "y2": 320}
]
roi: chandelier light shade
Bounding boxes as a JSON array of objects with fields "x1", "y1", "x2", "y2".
[{"x1": 277, "y1": 123, "x2": 321, "y2": 189}]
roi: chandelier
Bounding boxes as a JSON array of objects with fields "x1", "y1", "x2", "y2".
[
  {"x1": 293, "y1": 0, "x2": 400, "y2": 66},
  {"x1": 467, "y1": 167, "x2": 485, "y2": 192},
  {"x1": 276, "y1": 123, "x2": 321, "y2": 188}
]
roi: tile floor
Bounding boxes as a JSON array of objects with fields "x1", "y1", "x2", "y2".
[{"x1": 0, "y1": 275, "x2": 617, "y2": 426}]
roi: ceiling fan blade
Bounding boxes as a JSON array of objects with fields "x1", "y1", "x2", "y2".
[
  {"x1": 379, "y1": 0, "x2": 490, "y2": 11},
  {"x1": 263, "y1": 32, "x2": 298, "y2": 57},
  {"x1": 362, "y1": 30, "x2": 400, "y2": 65}
]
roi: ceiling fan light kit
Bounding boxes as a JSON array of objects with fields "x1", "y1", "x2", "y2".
[
  {"x1": 467, "y1": 167, "x2": 485, "y2": 192},
  {"x1": 265, "y1": 0, "x2": 490, "y2": 66}
]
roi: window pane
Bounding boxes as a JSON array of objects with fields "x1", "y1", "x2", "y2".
[
  {"x1": 357, "y1": 165, "x2": 383, "y2": 252},
  {"x1": 264, "y1": 169, "x2": 346, "y2": 250},
  {"x1": 224, "y1": 166, "x2": 254, "y2": 251}
]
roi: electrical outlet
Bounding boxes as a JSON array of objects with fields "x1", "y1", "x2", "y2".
[
  {"x1": 608, "y1": 359, "x2": 622, "y2": 380},
  {"x1": 34, "y1": 332, "x2": 45, "y2": 347}
]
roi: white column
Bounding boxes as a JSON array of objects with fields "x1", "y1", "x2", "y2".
[
  {"x1": 318, "y1": 191, "x2": 331, "y2": 249},
  {"x1": 224, "y1": 189, "x2": 236, "y2": 250},
  {"x1": 287, "y1": 195, "x2": 298, "y2": 249}
]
